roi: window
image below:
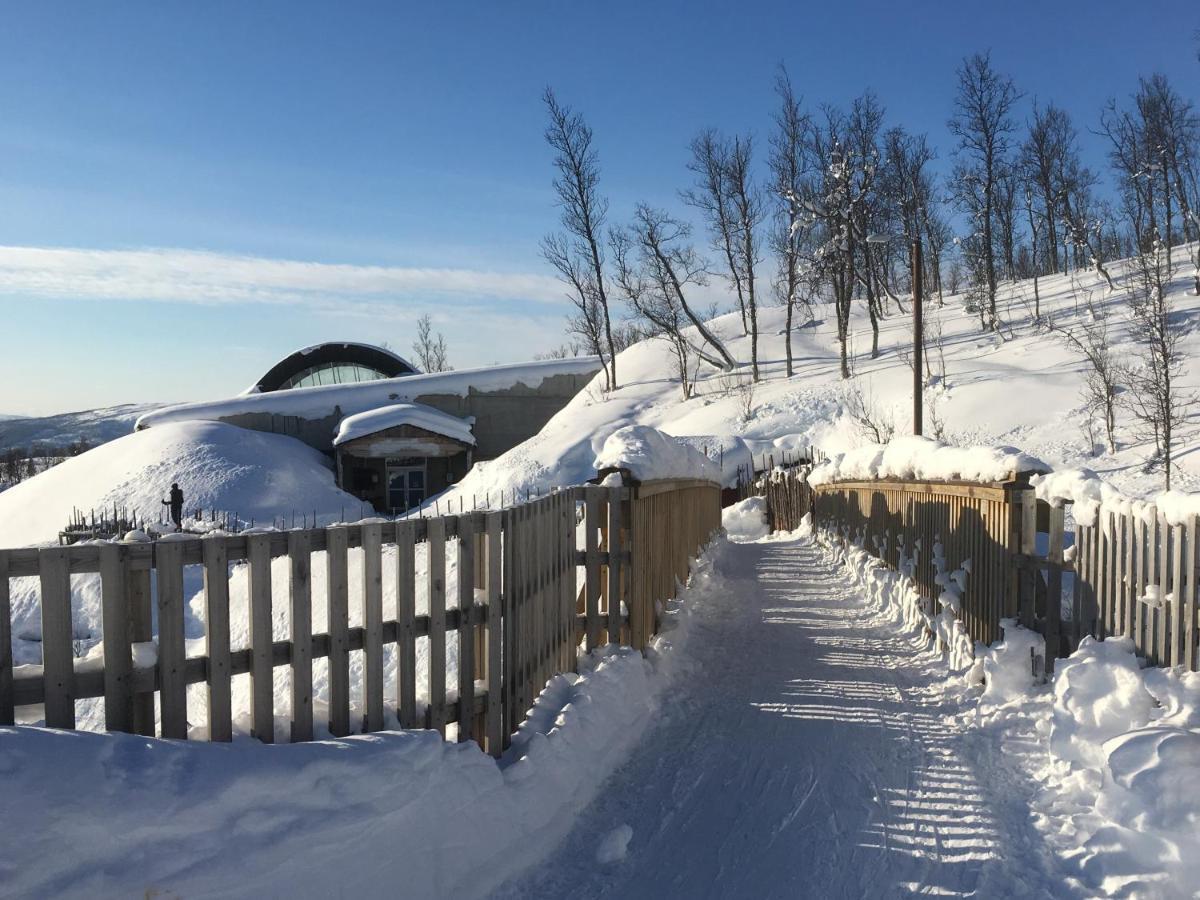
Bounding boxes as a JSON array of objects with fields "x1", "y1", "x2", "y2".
[{"x1": 386, "y1": 462, "x2": 426, "y2": 513}]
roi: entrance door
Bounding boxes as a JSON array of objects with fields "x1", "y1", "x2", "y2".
[{"x1": 386, "y1": 462, "x2": 426, "y2": 513}]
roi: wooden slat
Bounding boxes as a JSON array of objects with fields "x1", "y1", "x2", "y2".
[
  {"x1": 289, "y1": 530, "x2": 314, "y2": 742},
  {"x1": 1045, "y1": 503, "x2": 1064, "y2": 673},
  {"x1": 39, "y1": 547, "x2": 75, "y2": 729},
  {"x1": 395, "y1": 522, "x2": 418, "y2": 729},
  {"x1": 203, "y1": 538, "x2": 233, "y2": 742},
  {"x1": 484, "y1": 511, "x2": 503, "y2": 755},
  {"x1": 607, "y1": 486, "x2": 623, "y2": 646},
  {"x1": 1169, "y1": 522, "x2": 1184, "y2": 667},
  {"x1": 427, "y1": 516, "x2": 447, "y2": 736},
  {"x1": 247, "y1": 533, "x2": 274, "y2": 743},
  {"x1": 99, "y1": 544, "x2": 132, "y2": 733},
  {"x1": 326, "y1": 526, "x2": 350, "y2": 737},
  {"x1": 361, "y1": 522, "x2": 384, "y2": 733},
  {"x1": 501, "y1": 509, "x2": 517, "y2": 739},
  {"x1": 584, "y1": 489, "x2": 601, "y2": 650},
  {"x1": 156, "y1": 540, "x2": 188, "y2": 739},
  {"x1": 1180, "y1": 518, "x2": 1190, "y2": 672},
  {"x1": 0, "y1": 550, "x2": 11, "y2": 725},
  {"x1": 457, "y1": 514, "x2": 476, "y2": 743},
  {"x1": 129, "y1": 565, "x2": 155, "y2": 736}
]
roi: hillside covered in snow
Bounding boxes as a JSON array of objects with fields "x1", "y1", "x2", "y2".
[{"x1": 448, "y1": 245, "x2": 1200, "y2": 507}]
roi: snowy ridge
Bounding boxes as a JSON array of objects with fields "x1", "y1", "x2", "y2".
[{"x1": 333, "y1": 403, "x2": 476, "y2": 447}]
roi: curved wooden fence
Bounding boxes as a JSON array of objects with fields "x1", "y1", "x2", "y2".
[{"x1": 0, "y1": 477, "x2": 722, "y2": 752}]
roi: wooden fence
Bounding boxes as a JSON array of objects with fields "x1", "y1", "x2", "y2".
[
  {"x1": 761, "y1": 466, "x2": 1200, "y2": 675},
  {"x1": 1071, "y1": 504, "x2": 1198, "y2": 671},
  {"x1": 0, "y1": 478, "x2": 722, "y2": 752}
]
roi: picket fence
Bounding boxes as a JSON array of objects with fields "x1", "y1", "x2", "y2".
[{"x1": 0, "y1": 478, "x2": 722, "y2": 754}]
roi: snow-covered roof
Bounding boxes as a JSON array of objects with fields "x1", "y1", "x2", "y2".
[
  {"x1": 136, "y1": 357, "x2": 602, "y2": 430},
  {"x1": 333, "y1": 403, "x2": 475, "y2": 448}
]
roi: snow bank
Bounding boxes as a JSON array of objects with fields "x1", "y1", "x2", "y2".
[
  {"x1": 0, "y1": 536, "x2": 725, "y2": 898},
  {"x1": 333, "y1": 403, "x2": 475, "y2": 447},
  {"x1": 809, "y1": 436, "x2": 1050, "y2": 487},
  {"x1": 593, "y1": 425, "x2": 721, "y2": 483},
  {"x1": 722, "y1": 497, "x2": 769, "y2": 541}
]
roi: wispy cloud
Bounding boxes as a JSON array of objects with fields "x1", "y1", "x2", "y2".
[{"x1": 0, "y1": 245, "x2": 566, "y2": 308}]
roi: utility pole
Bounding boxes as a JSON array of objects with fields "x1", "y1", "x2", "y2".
[{"x1": 911, "y1": 237, "x2": 924, "y2": 436}]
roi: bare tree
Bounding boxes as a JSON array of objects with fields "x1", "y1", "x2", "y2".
[
  {"x1": 541, "y1": 88, "x2": 618, "y2": 390},
  {"x1": 610, "y1": 211, "x2": 732, "y2": 399},
  {"x1": 1123, "y1": 245, "x2": 1193, "y2": 487},
  {"x1": 412, "y1": 314, "x2": 452, "y2": 372},
  {"x1": 685, "y1": 131, "x2": 765, "y2": 380},
  {"x1": 1051, "y1": 299, "x2": 1120, "y2": 453},
  {"x1": 948, "y1": 52, "x2": 1022, "y2": 331},
  {"x1": 769, "y1": 67, "x2": 813, "y2": 377}
]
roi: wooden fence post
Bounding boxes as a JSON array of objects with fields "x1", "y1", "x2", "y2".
[
  {"x1": 203, "y1": 538, "x2": 232, "y2": 742},
  {"x1": 155, "y1": 540, "x2": 188, "y2": 739},
  {"x1": 99, "y1": 544, "x2": 132, "y2": 733},
  {"x1": 247, "y1": 533, "x2": 274, "y2": 743},
  {"x1": 39, "y1": 547, "x2": 74, "y2": 729},
  {"x1": 288, "y1": 530, "x2": 314, "y2": 742},
  {"x1": 325, "y1": 526, "x2": 351, "y2": 737},
  {"x1": 129, "y1": 563, "x2": 155, "y2": 736},
  {"x1": 361, "y1": 522, "x2": 384, "y2": 733}
]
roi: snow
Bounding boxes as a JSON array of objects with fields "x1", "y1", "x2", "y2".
[
  {"x1": 594, "y1": 825, "x2": 633, "y2": 864},
  {"x1": 495, "y1": 529, "x2": 1070, "y2": 898},
  {"x1": 592, "y1": 425, "x2": 721, "y2": 483},
  {"x1": 0, "y1": 420, "x2": 358, "y2": 548},
  {"x1": 333, "y1": 403, "x2": 476, "y2": 447},
  {"x1": 721, "y1": 496, "x2": 770, "y2": 541},
  {"x1": 800, "y1": 508, "x2": 1200, "y2": 898},
  {"x1": 809, "y1": 435, "x2": 1050, "y2": 486},
  {"x1": 0, "y1": 530, "x2": 711, "y2": 899},
  {"x1": 136, "y1": 357, "x2": 602, "y2": 431}
]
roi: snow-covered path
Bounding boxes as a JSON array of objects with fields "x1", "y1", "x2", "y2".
[{"x1": 493, "y1": 535, "x2": 1070, "y2": 900}]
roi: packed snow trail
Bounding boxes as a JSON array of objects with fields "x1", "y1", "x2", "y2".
[{"x1": 493, "y1": 534, "x2": 1071, "y2": 899}]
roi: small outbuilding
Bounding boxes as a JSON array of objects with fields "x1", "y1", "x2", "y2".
[{"x1": 332, "y1": 403, "x2": 476, "y2": 513}]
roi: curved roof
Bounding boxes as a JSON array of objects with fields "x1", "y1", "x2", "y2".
[
  {"x1": 333, "y1": 403, "x2": 476, "y2": 447},
  {"x1": 249, "y1": 342, "x2": 419, "y2": 393}
]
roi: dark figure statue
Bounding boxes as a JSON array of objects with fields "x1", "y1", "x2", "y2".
[{"x1": 162, "y1": 483, "x2": 184, "y2": 529}]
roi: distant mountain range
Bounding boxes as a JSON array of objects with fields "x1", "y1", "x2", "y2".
[{"x1": 0, "y1": 403, "x2": 167, "y2": 452}]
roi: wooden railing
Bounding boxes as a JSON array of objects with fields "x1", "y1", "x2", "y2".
[
  {"x1": 809, "y1": 476, "x2": 1031, "y2": 648},
  {"x1": 0, "y1": 478, "x2": 722, "y2": 751},
  {"x1": 762, "y1": 466, "x2": 1200, "y2": 675}
]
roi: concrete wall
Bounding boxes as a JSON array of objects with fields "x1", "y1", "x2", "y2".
[{"x1": 207, "y1": 370, "x2": 595, "y2": 460}]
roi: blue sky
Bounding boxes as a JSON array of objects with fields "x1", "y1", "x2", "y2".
[{"x1": 1, "y1": 0, "x2": 1197, "y2": 415}]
